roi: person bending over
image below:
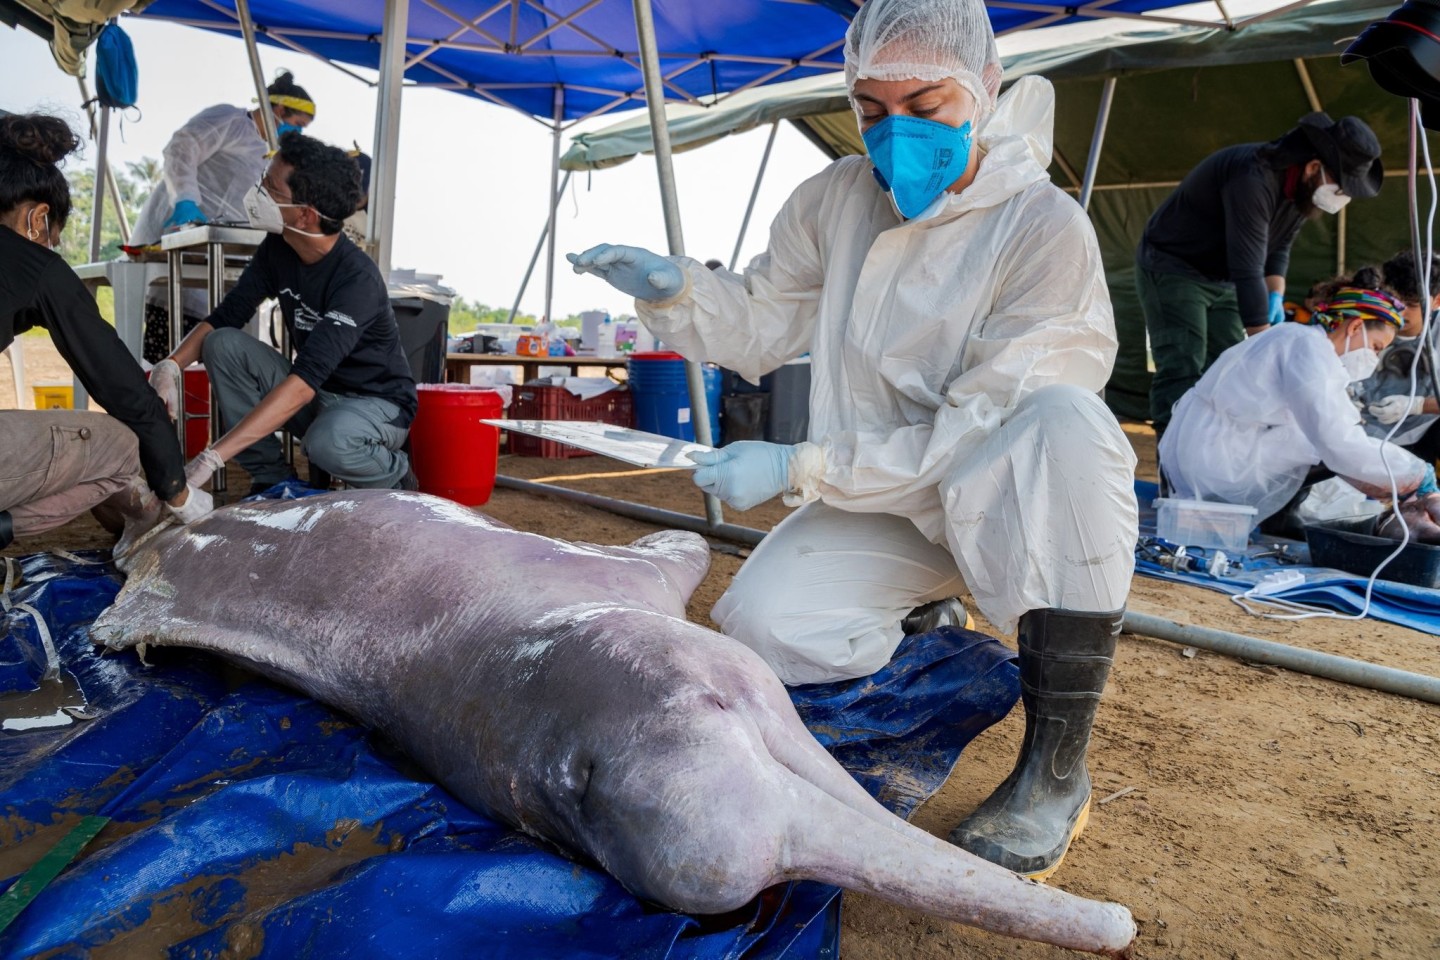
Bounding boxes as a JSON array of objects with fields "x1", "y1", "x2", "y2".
[{"x1": 0, "y1": 112, "x2": 210, "y2": 553}]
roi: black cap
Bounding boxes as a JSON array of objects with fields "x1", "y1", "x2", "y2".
[
  {"x1": 1292, "y1": 112, "x2": 1384, "y2": 199},
  {"x1": 1342, "y1": 0, "x2": 1440, "y2": 131}
]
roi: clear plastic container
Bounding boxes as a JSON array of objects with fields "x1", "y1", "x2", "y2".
[{"x1": 1153, "y1": 497, "x2": 1258, "y2": 551}]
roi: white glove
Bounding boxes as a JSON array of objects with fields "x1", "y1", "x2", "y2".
[
  {"x1": 1368, "y1": 394, "x2": 1426, "y2": 424},
  {"x1": 185, "y1": 448, "x2": 226, "y2": 488},
  {"x1": 165, "y1": 484, "x2": 214, "y2": 525},
  {"x1": 150, "y1": 359, "x2": 183, "y2": 420}
]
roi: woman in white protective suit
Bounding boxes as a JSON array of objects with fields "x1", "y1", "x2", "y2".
[
  {"x1": 131, "y1": 70, "x2": 316, "y2": 363},
  {"x1": 1161, "y1": 286, "x2": 1436, "y2": 523},
  {"x1": 569, "y1": 0, "x2": 1139, "y2": 881}
]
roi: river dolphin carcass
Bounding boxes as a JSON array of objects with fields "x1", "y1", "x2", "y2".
[{"x1": 91, "y1": 490, "x2": 1135, "y2": 956}]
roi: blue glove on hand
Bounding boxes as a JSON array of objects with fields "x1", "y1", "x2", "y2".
[
  {"x1": 163, "y1": 200, "x2": 207, "y2": 232},
  {"x1": 690, "y1": 442, "x2": 793, "y2": 511},
  {"x1": 567, "y1": 244, "x2": 685, "y2": 302},
  {"x1": 1415, "y1": 463, "x2": 1439, "y2": 498},
  {"x1": 1267, "y1": 290, "x2": 1285, "y2": 326}
]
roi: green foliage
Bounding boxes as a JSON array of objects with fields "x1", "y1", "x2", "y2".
[
  {"x1": 448, "y1": 296, "x2": 538, "y2": 333},
  {"x1": 59, "y1": 161, "x2": 155, "y2": 268}
]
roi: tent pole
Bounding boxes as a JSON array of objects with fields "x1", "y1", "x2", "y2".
[
  {"x1": 236, "y1": 0, "x2": 278, "y2": 150},
  {"x1": 1078, "y1": 77, "x2": 1116, "y2": 212},
  {"x1": 77, "y1": 77, "x2": 130, "y2": 246},
  {"x1": 1293, "y1": 58, "x2": 1322, "y2": 113},
  {"x1": 369, "y1": 0, "x2": 410, "y2": 277},
  {"x1": 1408, "y1": 100, "x2": 1440, "y2": 409},
  {"x1": 1337, "y1": 206, "x2": 1347, "y2": 276},
  {"x1": 88, "y1": 105, "x2": 112, "y2": 260},
  {"x1": 729, "y1": 122, "x2": 779, "y2": 271},
  {"x1": 632, "y1": 0, "x2": 724, "y2": 529},
  {"x1": 508, "y1": 170, "x2": 572, "y2": 324},
  {"x1": 544, "y1": 89, "x2": 564, "y2": 325}
]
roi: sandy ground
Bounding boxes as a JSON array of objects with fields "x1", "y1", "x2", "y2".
[{"x1": 4, "y1": 338, "x2": 1439, "y2": 959}]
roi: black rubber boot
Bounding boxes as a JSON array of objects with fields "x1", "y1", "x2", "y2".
[
  {"x1": 949, "y1": 607, "x2": 1122, "y2": 880},
  {"x1": 0, "y1": 510, "x2": 12, "y2": 550},
  {"x1": 901, "y1": 597, "x2": 972, "y2": 635}
]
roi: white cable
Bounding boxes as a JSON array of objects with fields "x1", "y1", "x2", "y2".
[{"x1": 1235, "y1": 111, "x2": 1437, "y2": 620}]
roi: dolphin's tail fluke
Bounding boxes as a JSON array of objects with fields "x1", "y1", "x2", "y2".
[{"x1": 772, "y1": 767, "x2": 1135, "y2": 956}]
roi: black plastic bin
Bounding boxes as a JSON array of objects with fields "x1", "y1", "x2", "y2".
[
  {"x1": 1304, "y1": 515, "x2": 1440, "y2": 588},
  {"x1": 390, "y1": 295, "x2": 450, "y2": 384}
]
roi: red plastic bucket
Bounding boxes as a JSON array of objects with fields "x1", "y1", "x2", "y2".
[
  {"x1": 147, "y1": 365, "x2": 211, "y2": 459},
  {"x1": 409, "y1": 384, "x2": 504, "y2": 506},
  {"x1": 182, "y1": 367, "x2": 210, "y2": 460}
]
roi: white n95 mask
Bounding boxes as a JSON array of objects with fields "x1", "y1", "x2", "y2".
[
  {"x1": 1313, "y1": 170, "x2": 1351, "y2": 215},
  {"x1": 1338, "y1": 328, "x2": 1379, "y2": 381},
  {"x1": 243, "y1": 182, "x2": 286, "y2": 234},
  {"x1": 243, "y1": 182, "x2": 328, "y2": 238}
]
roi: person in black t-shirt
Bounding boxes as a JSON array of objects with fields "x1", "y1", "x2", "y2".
[
  {"x1": 0, "y1": 113, "x2": 212, "y2": 553},
  {"x1": 155, "y1": 134, "x2": 418, "y2": 494},
  {"x1": 1136, "y1": 113, "x2": 1383, "y2": 437}
]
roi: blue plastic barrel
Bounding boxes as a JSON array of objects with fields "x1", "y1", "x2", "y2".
[{"x1": 627, "y1": 352, "x2": 722, "y2": 443}]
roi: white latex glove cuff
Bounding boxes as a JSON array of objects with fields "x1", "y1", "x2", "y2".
[
  {"x1": 165, "y1": 484, "x2": 214, "y2": 525},
  {"x1": 783, "y1": 441, "x2": 825, "y2": 506},
  {"x1": 150, "y1": 358, "x2": 183, "y2": 419},
  {"x1": 185, "y1": 448, "x2": 226, "y2": 488}
]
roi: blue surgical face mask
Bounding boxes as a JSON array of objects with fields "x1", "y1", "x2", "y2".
[
  {"x1": 276, "y1": 121, "x2": 304, "y2": 138},
  {"x1": 861, "y1": 115, "x2": 974, "y2": 220}
]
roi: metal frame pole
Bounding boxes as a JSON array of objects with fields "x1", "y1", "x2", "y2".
[
  {"x1": 544, "y1": 88, "x2": 564, "y2": 325},
  {"x1": 729, "y1": 122, "x2": 779, "y2": 272},
  {"x1": 632, "y1": 0, "x2": 723, "y2": 528},
  {"x1": 89, "y1": 106, "x2": 111, "y2": 261},
  {"x1": 1078, "y1": 77, "x2": 1117, "y2": 212},
  {"x1": 369, "y1": 0, "x2": 410, "y2": 278},
  {"x1": 77, "y1": 77, "x2": 129, "y2": 246},
  {"x1": 508, "y1": 170, "x2": 572, "y2": 324},
  {"x1": 236, "y1": 0, "x2": 278, "y2": 150}
]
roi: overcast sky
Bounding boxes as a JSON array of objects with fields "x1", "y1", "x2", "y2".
[{"x1": 0, "y1": 0, "x2": 1299, "y2": 319}]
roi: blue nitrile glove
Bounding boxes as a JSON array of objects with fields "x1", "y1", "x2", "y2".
[
  {"x1": 567, "y1": 244, "x2": 685, "y2": 302},
  {"x1": 1415, "y1": 463, "x2": 1439, "y2": 498},
  {"x1": 163, "y1": 200, "x2": 207, "y2": 232},
  {"x1": 1268, "y1": 290, "x2": 1285, "y2": 326},
  {"x1": 690, "y1": 442, "x2": 793, "y2": 511}
]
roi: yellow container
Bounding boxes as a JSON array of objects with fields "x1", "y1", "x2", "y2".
[{"x1": 32, "y1": 383, "x2": 74, "y2": 410}]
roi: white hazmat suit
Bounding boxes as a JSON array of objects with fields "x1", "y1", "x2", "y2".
[
  {"x1": 132, "y1": 105, "x2": 269, "y2": 318},
  {"x1": 1160, "y1": 321, "x2": 1427, "y2": 522},
  {"x1": 639, "y1": 75, "x2": 1139, "y2": 684}
]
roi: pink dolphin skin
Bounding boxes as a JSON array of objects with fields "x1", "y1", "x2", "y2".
[{"x1": 91, "y1": 490, "x2": 1136, "y2": 956}]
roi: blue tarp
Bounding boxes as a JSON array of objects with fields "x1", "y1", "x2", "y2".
[
  {"x1": 134, "y1": 0, "x2": 1217, "y2": 120},
  {"x1": 1, "y1": 524, "x2": 1020, "y2": 958},
  {"x1": 1134, "y1": 480, "x2": 1440, "y2": 635}
]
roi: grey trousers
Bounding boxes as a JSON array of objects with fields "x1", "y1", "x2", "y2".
[
  {"x1": 202, "y1": 327, "x2": 410, "y2": 489},
  {"x1": 0, "y1": 411, "x2": 156, "y2": 537}
]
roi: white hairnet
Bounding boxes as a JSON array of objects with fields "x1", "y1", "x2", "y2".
[{"x1": 844, "y1": 0, "x2": 1003, "y2": 114}]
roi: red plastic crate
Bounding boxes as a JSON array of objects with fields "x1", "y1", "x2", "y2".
[{"x1": 508, "y1": 384, "x2": 634, "y2": 458}]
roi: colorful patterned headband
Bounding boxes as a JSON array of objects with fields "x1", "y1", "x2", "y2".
[
  {"x1": 269, "y1": 94, "x2": 316, "y2": 116},
  {"x1": 1310, "y1": 286, "x2": 1406, "y2": 332}
]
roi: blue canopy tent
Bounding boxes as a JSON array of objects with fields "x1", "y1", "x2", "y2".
[
  {"x1": 107, "y1": 0, "x2": 1318, "y2": 535},
  {"x1": 123, "y1": 0, "x2": 1286, "y2": 321}
]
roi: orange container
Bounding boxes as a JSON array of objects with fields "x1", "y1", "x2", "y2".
[
  {"x1": 515, "y1": 334, "x2": 547, "y2": 357},
  {"x1": 409, "y1": 384, "x2": 504, "y2": 505}
]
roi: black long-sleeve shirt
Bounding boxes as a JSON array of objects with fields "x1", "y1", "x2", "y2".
[
  {"x1": 1137, "y1": 143, "x2": 1307, "y2": 328},
  {"x1": 0, "y1": 227, "x2": 186, "y2": 501},
  {"x1": 205, "y1": 234, "x2": 417, "y2": 424}
]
